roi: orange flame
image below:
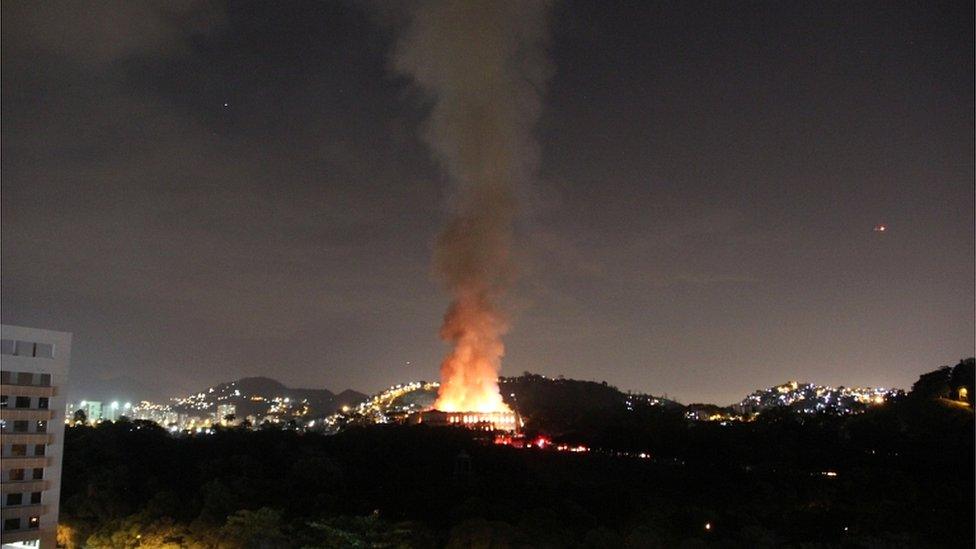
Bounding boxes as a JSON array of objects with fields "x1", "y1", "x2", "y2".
[{"x1": 433, "y1": 287, "x2": 511, "y2": 413}]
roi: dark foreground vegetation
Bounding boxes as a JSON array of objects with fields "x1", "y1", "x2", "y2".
[{"x1": 61, "y1": 361, "x2": 974, "y2": 548}]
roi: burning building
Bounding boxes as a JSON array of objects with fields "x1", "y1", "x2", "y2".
[
  {"x1": 410, "y1": 409, "x2": 521, "y2": 432},
  {"x1": 394, "y1": 0, "x2": 552, "y2": 434}
]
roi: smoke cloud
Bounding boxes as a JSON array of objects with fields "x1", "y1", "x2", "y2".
[{"x1": 394, "y1": 1, "x2": 552, "y2": 412}]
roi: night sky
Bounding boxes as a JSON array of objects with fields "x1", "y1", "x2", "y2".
[{"x1": 2, "y1": 1, "x2": 973, "y2": 405}]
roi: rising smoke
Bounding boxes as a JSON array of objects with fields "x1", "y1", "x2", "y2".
[{"x1": 394, "y1": 1, "x2": 553, "y2": 412}]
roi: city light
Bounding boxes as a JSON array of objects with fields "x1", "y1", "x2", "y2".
[{"x1": 733, "y1": 381, "x2": 902, "y2": 417}]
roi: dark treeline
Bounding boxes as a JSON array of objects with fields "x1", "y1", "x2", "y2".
[{"x1": 60, "y1": 361, "x2": 974, "y2": 548}]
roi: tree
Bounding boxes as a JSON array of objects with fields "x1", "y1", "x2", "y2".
[
  {"x1": 57, "y1": 523, "x2": 83, "y2": 549},
  {"x1": 446, "y1": 518, "x2": 516, "y2": 549},
  {"x1": 220, "y1": 507, "x2": 286, "y2": 548},
  {"x1": 307, "y1": 515, "x2": 429, "y2": 548},
  {"x1": 910, "y1": 366, "x2": 951, "y2": 400},
  {"x1": 950, "y1": 358, "x2": 975, "y2": 404}
]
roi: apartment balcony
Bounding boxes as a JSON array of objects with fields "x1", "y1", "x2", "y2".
[
  {"x1": 0, "y1": 503, "x2": 47, "y2": 520},
  {"x1": 0, "y1": 384, "x2": 56, "y2": 398},
  {"x1": 0, "y1": 480, "x2": 49, "y2": 494},
  {"x1": 0, "y1": 409, "x2": 55, "y2": 422},
  {"x1": 0, "y1": 456, "x2": 50, "y2": 470},
  {"x1": 0, "y1": 433, "x2": 53, "y2": 446}
]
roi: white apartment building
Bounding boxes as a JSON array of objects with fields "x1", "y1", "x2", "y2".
[{"x1": 0, "y1": 325, "x2": 72, "y2": 548}]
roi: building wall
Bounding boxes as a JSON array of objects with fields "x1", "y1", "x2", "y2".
[
  {"x1": 1, "y1": 325, "x2": 72, "y2": 548},
  {"x1": 414, "y1": 409, "x2": 520, "y2": 432}
]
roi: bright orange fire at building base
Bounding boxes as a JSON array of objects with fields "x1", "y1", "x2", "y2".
[
  {"x1": 432, "y1": 289, "x2": 513, "y2": 414},
  {"x1": 414, "y1": 409, "x2": 520, "y2": 432}
]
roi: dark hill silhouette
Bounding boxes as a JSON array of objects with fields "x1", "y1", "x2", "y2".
[
  {"x1": 910, "y1": 358, "x2": 974, "y2": 404},
  {"x1": 500, "y1": 373, "x2": 684, "y2": 448},
  {"x1": 335, "y1": 389, "x2": 369, "y2": 408},
  {"x1": 232, "y1": 376, "x2": 294, "y2": 396}
]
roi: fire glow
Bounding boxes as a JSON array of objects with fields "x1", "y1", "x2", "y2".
[
  {"x1": 433, "y1": 291, "x2": 512, "y2": 413},
  {"x1": 492, "y1": 434, "x2": 591, "y2": 453}
]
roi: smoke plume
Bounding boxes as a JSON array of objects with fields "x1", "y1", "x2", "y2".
[{"x1": 394, "y1": 1, "x2": 552, "y2": 412}]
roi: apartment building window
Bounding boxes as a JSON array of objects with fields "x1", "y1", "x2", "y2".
[
  {"x1": 17, "y1": 372, "x2": 33, "y2": 385},
  {"x1": 0, "y1": 395, "x2": 7, "y2": 408},
  {"x1": 0, "y1": 339, "x2": 13, "y2": 355},
  {"x1": 4, "y1": 518, "x2": 20, "y2": 531},
  {"x1": 34, "y1": 445, "x2": 45, "y2": 456},
  {"x1": 11, "y1": 444, "x2": 27, "y2": 457},
  {"x1": 35, "y1": 343, "x2": 54, "y2": 359},
  {"x1": 14, "y1": 341, "x2": 35, "y2": 357},
  {"x1": 36, "y1": 420, "x2": 47, "y2": 433},
  {"x1": 28, "y1": 516, "x2": 39, "y2": 529},
  {"x1": 9, "y1": 468, "x2": 25, "y2": 481},
  {"x1": 13, "y1": 420, "x2": 28, "y2": 432},
  {"x1": 15, "y1": 396, "x2": 31, "y2": 408},
  {"x1": 39, "y1": 374, "x2": 51, "y2": 386},
  {"x1": 30, "y1": 492, "x2": 41, "y2": 504},
  {"x1": 38, "y1": 397, "x2": 49, "y2": 409},
  {"x1": 6, "y1": 493, "x2": 23, "y2": 506},
  {"x1": 32, "y1": 468, "x2": 43, "y2": 480}
]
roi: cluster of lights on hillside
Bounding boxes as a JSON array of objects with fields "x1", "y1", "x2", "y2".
[
  {"x1": 734, "y1": 380, "x2": 902, "y2": 416},
  {"x1": 319, "y1": 381, "x2": 439, "y2": 432},
  {"x1": 172, "y1": 382, "x2": 242, "y2": 411},
  {"x1": 65, "y1": 379, "x2": 322, "y2": 433}
]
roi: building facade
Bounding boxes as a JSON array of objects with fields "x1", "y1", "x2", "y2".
[
  {"x1": 411, "y1": 409, "x2": 521, "y2": 432},
  {"x1": 0, "y1": 325, "x2": 72, "y2": 548}
]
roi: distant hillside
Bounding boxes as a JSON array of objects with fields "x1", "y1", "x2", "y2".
[
  {"x1": 173, "y1": 377, "x2": 367, "y2": 418},
  {"x1": 230, "y1": 376, "x2": 292, "y2": 396},
  {"x1": 500, "y1": 373, "x2": 684, "y2": 445},
  {"x1": 335, "y1": 389, "x2": 369, "y2": 408},
  {"x1": 733, "y1": 381, "x2": 903, "y2": 415}
]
